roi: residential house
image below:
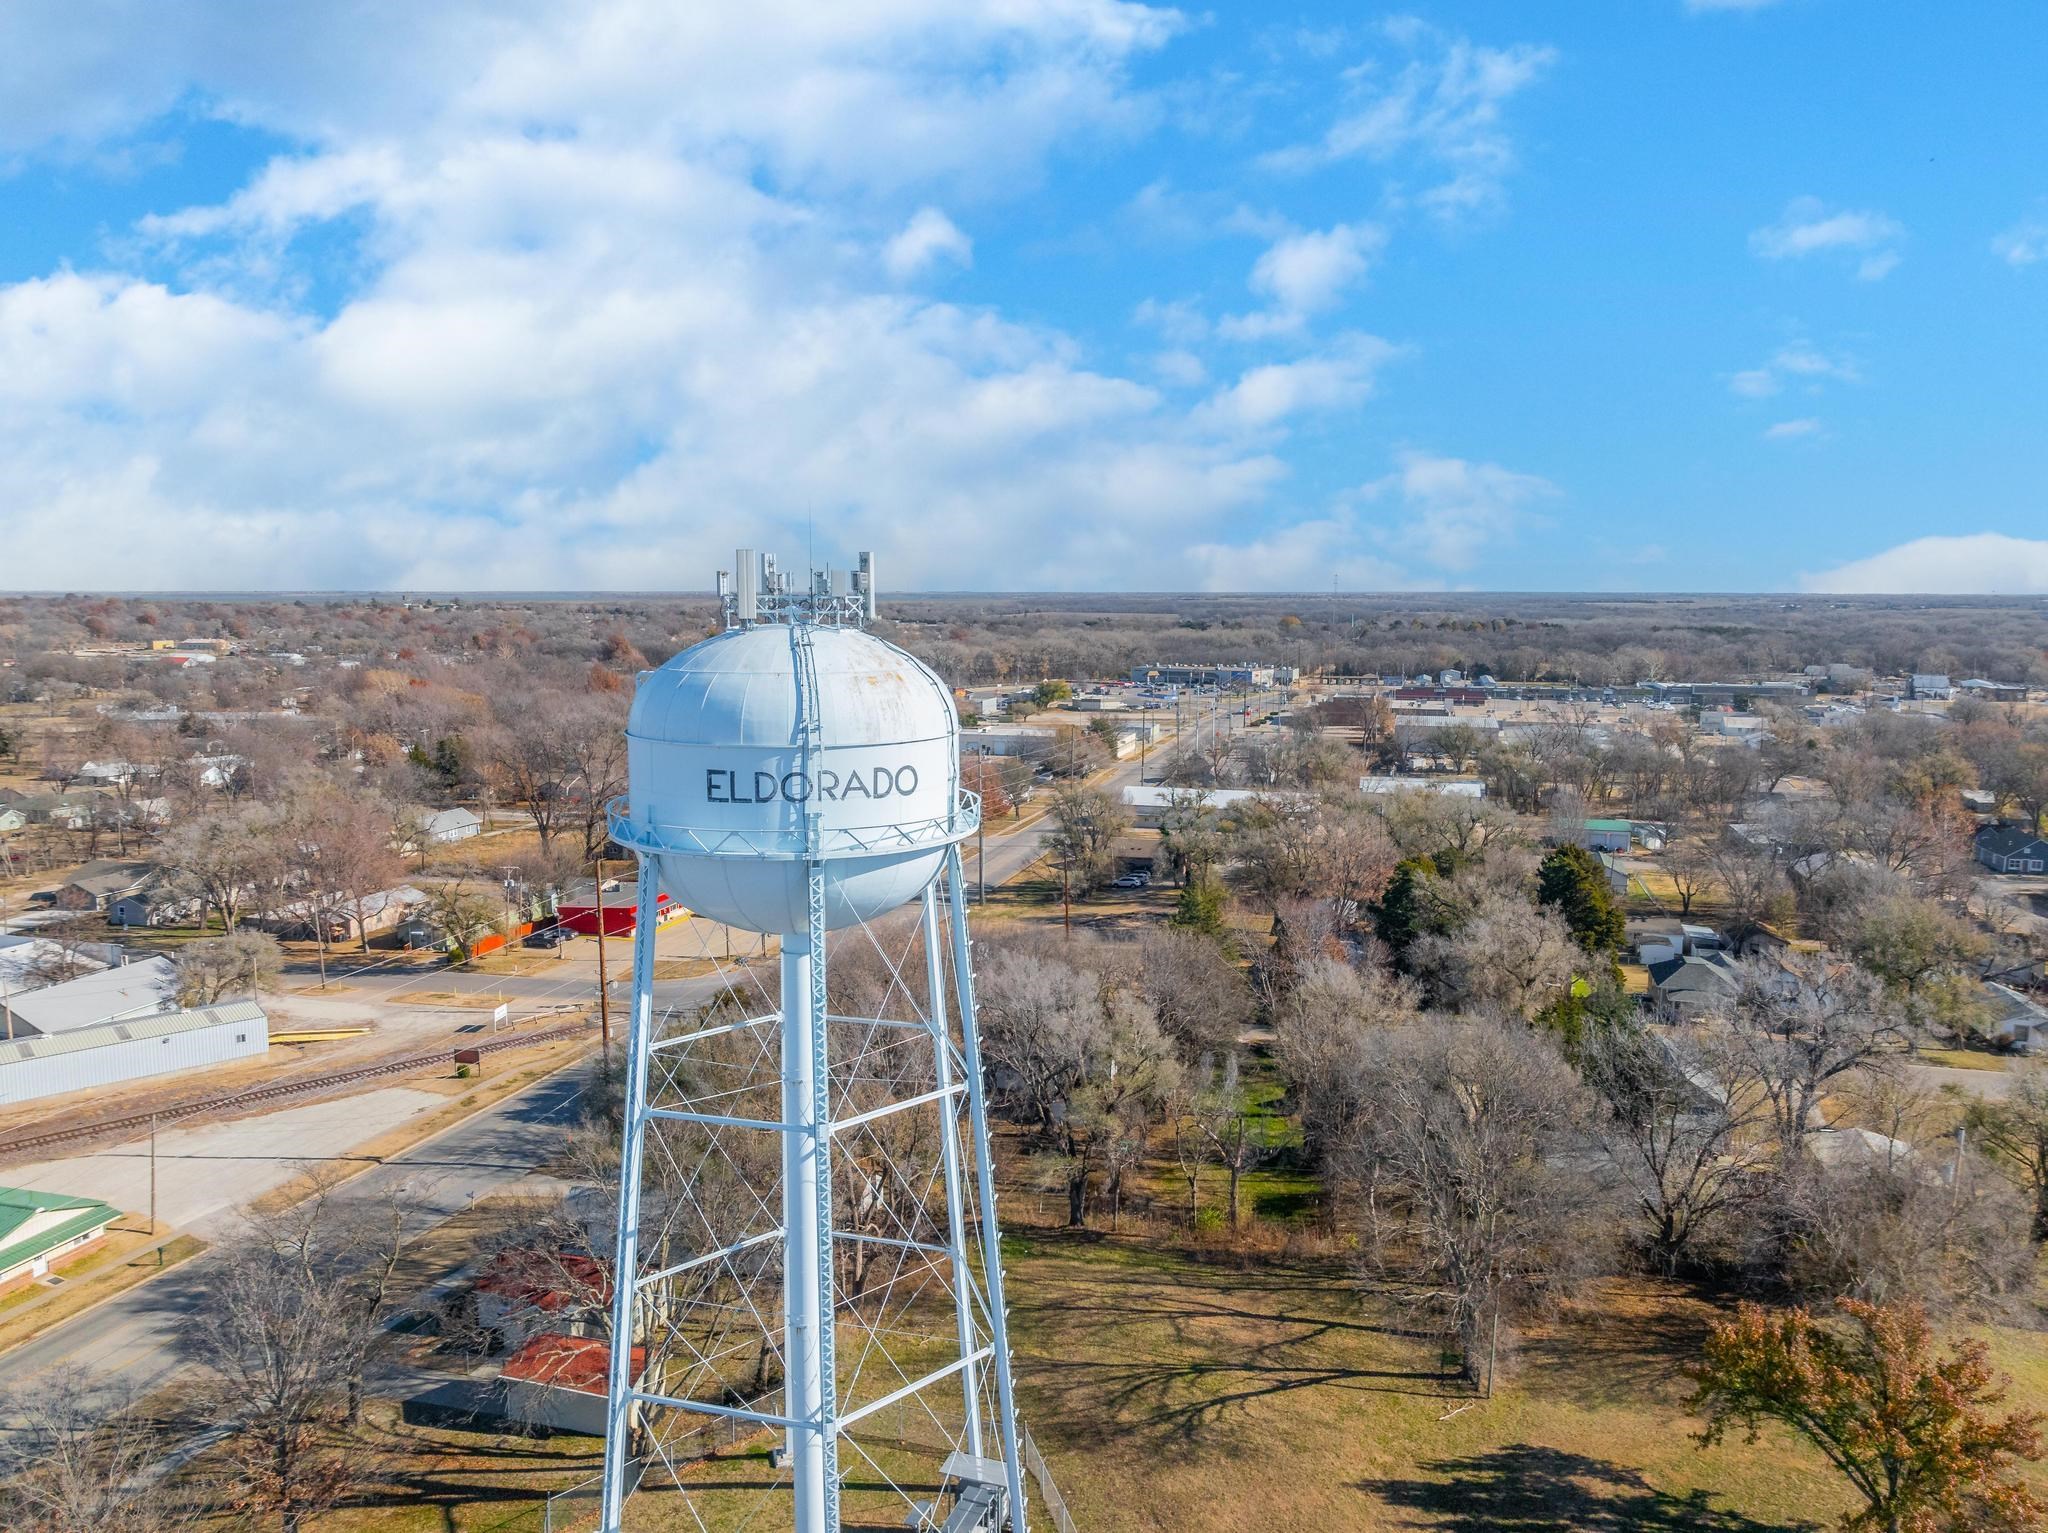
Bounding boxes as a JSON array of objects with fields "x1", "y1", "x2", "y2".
[
  {"x1": 1976, "y1": 825, "x2": 2048, "y2": 875},
  {"x1": 107, "y1": 887, "x2": 189, "y2": 928},
  {"x1": 1907, "y1": 674, "x2": 1954, "y2": 700},
  {"x1": 54, "y1": 860, "x2": 155, "y2": 913},
  {"x1": 1982, "y1": 983, "x2": 2045, "y2": 1054},
  {"x1": 0, "y1": 1186, "x2": 120, "y2": 1294},
  {"x1": 1646, "y1": 951, "x2": 1740, "y2": 1016},
  {"x1": 0, "y1": 806, "x2": 25, "y2": 835},
  {"x1": 0, "y1": 937, "x2": 112, "y2": 996},
  {"x1": 421, "y1": 807, "x2": 482, "y2": 845}
]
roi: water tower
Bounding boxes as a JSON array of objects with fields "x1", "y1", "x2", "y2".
[{"x1": 597, "y1": 550, "x2": 1027, "y2": 1533}]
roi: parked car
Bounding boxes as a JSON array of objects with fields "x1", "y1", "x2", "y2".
[
  {"x1": 523, "y1": 925, "x2": 572, "y2": 948},
  {"x1": 1109, "y1": 872, "x2": 1151, "y2": 889}
]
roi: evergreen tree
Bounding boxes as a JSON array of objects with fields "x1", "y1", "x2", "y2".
[
  {"x1": 1372, "y1": 856, "x2": 1441, "y2": 964},
  {"x1": 1537, "y1": 843, "x2": 1627, "y2": 957},
  {"x1": 1171, "y1": 874, "x2": 1226, "y2": 935}
]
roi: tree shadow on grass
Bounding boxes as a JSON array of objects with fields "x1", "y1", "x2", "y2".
[{"x1": 1358, "y1": 1444, "x2": 1820, "y2": 1533}]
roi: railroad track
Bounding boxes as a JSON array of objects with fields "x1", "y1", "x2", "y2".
[{"x1": 0, "y1": 1018, "x2": 596, "y2": 1161}]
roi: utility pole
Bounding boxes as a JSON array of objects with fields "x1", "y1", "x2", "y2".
[
  {"x1": 148, "y1": 1115, "x2": 158, "y2": 1239},
  {"x1": 594, "y1": 858, "x2": 611, "y2": 1057},
  {"x1": 976, "y1": 745, "x2": 990, "y2": 903}
]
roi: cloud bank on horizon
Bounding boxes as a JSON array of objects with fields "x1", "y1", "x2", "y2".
[{"x1": 0, "y1": 1, "x2": 2043, "y2": 594}]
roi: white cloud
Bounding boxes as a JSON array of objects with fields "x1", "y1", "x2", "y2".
[
  {"x1": 1249, "y1": 222, "x2": 1382, "y2": 313},
  {"x1": 1219, "y1": 220, "x2": 1385, "y2": 337},
  {"x1": 1750, "y1": 196, "x2": 1905, "y2": 278},
  {"x1": 1194, "y1": 335, "x2": 1401, "y2": 431},
  {"x1": 1992, "y1": 215, "x2": 2048, "y2": 268},
  {"x1": 1763, "y1": 417, "x2": 1821, "y2": 441},
  {"x1": 1801, "y1": 534, "x2": 2048, "y2": 595},
  {"x1": 1362, "y1": 449, "x2": 1559, "y2": 571},
  {"x1": 6, "y1": 1, "x2": 1435, "y2": 592},
  {"x1": 883, "y1": 207, "x2": 972, "y2": 281},
  {"x1": 1182, "y1": 515, "x2": 1413, "y2": 592},
  {"x1": 1727, "y1": 341, "x2": 1857, "y2": 398},
  {"x1": 1263, "y1": 28, "x2": 1555, "y2": 220}
]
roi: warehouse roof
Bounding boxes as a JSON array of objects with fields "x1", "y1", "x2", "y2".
[
  {"x1": 0, "y1": 956, "x2": 178, "y2": 1036},
  {"x1": 0, "y1": 1000, "x2": 267, "y2": 1065}
]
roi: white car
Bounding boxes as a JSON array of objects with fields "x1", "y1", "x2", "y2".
[{"x1": 1109, "y1": 872, "x2": 1151, "y2": 889}]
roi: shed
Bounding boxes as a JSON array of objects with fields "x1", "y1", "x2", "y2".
[{"x1": 500, "y1": 1333, "x2": 645, "y2": 1438}]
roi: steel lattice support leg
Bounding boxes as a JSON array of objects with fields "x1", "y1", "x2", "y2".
[
  {"x1": 789, "y1": 847, "x2": 843, "y2": 1533},
  {"x1": 944, "y1": 845, "x2": 1029, "y2": 1532},
  {"x1": 599, "y1": 874, "x2": 662, "y2": 1530},
  {"x1": 923, "y1": 881, "x2": 985, "y2": 1460}
]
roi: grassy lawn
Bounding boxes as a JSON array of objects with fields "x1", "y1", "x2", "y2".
[
  {"x1": 1916, "y1": 1047, "x2": 2011, "y2": 1072},
  {"x1": 1003, "y1": 1229, "x2": 2048, "y2": 1533}
]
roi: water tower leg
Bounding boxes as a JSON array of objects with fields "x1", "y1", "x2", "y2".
[
  {"x1": 599, "y1": 874, "x2": 661, "y2": 1531},
  {"x1": 782, "y1": 894, "x2": 836, "y2": 1532},
  {"x1": 944, "y1": 846, "x2": 1029, "y2": 1532},
  {"x1": 922, "y1": 881, "x2": 984, "y2": 1460}
]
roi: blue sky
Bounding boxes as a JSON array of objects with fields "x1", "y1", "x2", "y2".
[{"x1": 1, "y1": 1, "x2": 2044, "y2": 593}]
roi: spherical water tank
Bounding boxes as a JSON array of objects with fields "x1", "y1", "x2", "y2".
[{"x1": 618, "y1": 624, "x2": 970, "y2": 933}]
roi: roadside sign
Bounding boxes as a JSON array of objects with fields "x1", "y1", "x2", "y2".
[
  {"x1": 453, "y1": 1048, "x2": 482, "y2": 1066},
  {"x1": 492, "y1": 1002, "x2": 509, "y2": 1025}
]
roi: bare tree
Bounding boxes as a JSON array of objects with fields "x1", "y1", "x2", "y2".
[
  {"x1": 184, "y1": 1181, "x2": 420, "y2": 1531},
  {"x1": 1272, "y1": 957, "x2": 1418, "y2": 1159},
  {"x1": 1579, "y1": 1024, "x2": 1773, "y2": 1274},
  {"x1": 1718, "y1": 954, "x2": 1903, "y2": 1164},
  {"x1": 1136, "y1": 928, "x2": 1253, "y2": 1059},
  {"x1": 1410, "y1": 890, "x2": 1578, "y2": 1019},
  {"x1": 1347, "y1": 1018, "x2": 1609, "y2": 1388},
  {"x1": 0, "y1": 1371, "x2": 201, "y2": 1533},
  {"x1": 175, "y1": 929, "x2": 284, "y2": 1006}
]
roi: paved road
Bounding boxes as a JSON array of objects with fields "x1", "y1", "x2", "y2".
[
  {"x1": 0, "y1": 1060, "x2": 596, "y2": 1412},
  {"x1": 961, "y1": 691, "x2": 1280, "y2": 895}
]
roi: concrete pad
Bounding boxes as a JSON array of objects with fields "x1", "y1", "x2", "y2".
[{"x1": 0, "y1": 1086, "x2": 447, "y2": 1229}]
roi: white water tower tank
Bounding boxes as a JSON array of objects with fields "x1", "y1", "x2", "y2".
[{"x1": 623, "y1": 623, "x2": 962, "y2": 933}]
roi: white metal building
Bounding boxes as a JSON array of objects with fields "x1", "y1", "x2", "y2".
[
  {"x1": 0, "y1": 1000, "x2": 269, "y2": 1106},
  {"x1": 1357, "y1": 776, "x2": 1486, "y2": 798},
  {"x1": 0, "y1": 955, "x2": 177, "y2": 1037}
]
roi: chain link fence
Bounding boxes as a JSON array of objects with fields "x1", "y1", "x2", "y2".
[{"x1": 493, "y1": 1414, "x2": 1075, "y2": 1532}]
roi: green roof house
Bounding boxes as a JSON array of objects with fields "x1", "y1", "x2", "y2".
[{"x1": 0, "y1": 1186, "x2": 120, "y2": 1292}]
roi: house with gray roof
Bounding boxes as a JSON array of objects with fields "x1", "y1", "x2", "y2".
[{"x1": 1976, "y1": 825, "x2": 2048, "y2": 875}]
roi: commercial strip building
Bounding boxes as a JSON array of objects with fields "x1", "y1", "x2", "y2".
[
  {"x1": 1129, "y1": 662, "x2": 1290, "y2": 689},
  {"x1": 0, "y1": 1000, "x2": 269, "y2": 1106}
]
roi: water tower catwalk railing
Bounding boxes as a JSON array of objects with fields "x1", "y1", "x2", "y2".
[{"x1": 595, "y1": 598, "x2": 1026, "y2": 1533}]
